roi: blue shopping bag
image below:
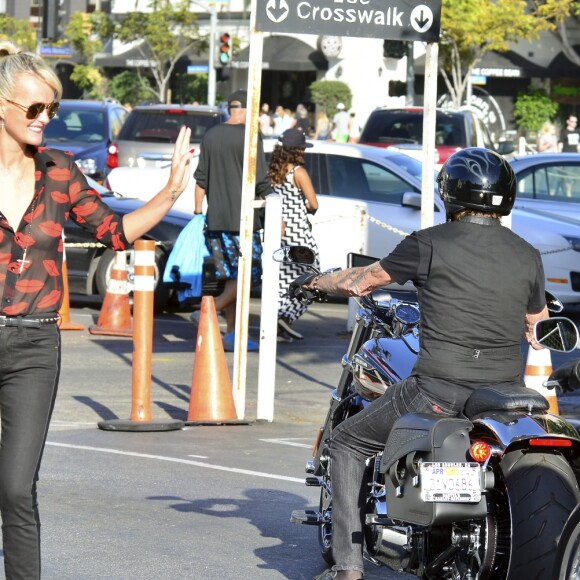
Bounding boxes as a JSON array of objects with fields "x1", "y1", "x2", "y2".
[{"x1": 163, "y1": 214, "x2": 209, "y2": 301}]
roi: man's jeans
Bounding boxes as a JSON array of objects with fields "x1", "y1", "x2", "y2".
[
  {"x1": 329, "y1": 376, "x2": 457, "y2": 574},
  {"x1": 0, "y1": 324, "x2": 60, "y2": 580}
]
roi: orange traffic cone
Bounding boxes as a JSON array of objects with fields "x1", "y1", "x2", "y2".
[
  {"x1": 524, "y1": 346, "x2": 559, "y2": 414},
  {"x1": 185, "y1": 296, "x2": 246, "y2": 425},
  {"x1": 89, "y1": 251, "x2": 132, "y2": 337},
  {"x1": 58, "y1": 249, "x2": 85, "y2": 331}
]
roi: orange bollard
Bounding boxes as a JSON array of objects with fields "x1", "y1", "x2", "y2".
[
  {"x1": 98, "y1": 240, "x2": 182, "y2": 432},
  {"x1": 185, "y1": 296, "x2": 248, "y2": 426},
  {"x1": 58, "y1": 247, "x2": 85, "y2": 331},
  {"x1": 89, "y1": 250, "x2": 133, "y2": 337},
  {"x1": 524, "y1": 346, "x2": 559, "y2": 415}
]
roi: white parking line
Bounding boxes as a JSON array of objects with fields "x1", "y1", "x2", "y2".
[
  {"x1": 260, "y1": 438, "x2": 313, "y2": 449},
  {"x1": 46, "y1": 441, "x2": 304, "y2": 483}
]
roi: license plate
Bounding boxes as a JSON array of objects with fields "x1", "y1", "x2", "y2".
[{"x1": 420, "y1": 462, "x2": 482, "y2": 503}]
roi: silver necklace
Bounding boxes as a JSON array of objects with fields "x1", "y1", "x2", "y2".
[{"x1": 16, "y1": 194, "x2": 38, "y2": 275}]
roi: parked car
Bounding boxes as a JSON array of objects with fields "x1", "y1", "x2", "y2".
[
  {"x1": 114, "y1": 104, "x2": 228, "y2": 169},
  {"x1": 510, "y1": 152, "x2": 580, "y2": 221},
  {"x1": 359, "y1": 107, "x2": 498, "y2": 166},
  {"x1": 104, "y1": 141, "x2": 580, "y2": 305},
  {"x1": 64, "y1": 176, "x2": 191, "y2": 311},
  {"x1": 43, "y1": 99, "x2": 129, "y2": 183}
]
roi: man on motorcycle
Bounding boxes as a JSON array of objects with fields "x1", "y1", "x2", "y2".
[{"x1": 296, "y1": 148, "x2": 549, "y2": 580}]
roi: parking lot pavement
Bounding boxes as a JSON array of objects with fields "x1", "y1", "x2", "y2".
[
  {"x1": 20, "y1": 299, "x2": 405, "y2": 579},
  {"x1": 12, "y1": 298, "x2": 578, "y2": 579}
]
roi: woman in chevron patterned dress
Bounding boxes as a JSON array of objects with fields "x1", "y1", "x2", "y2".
[{"x1": 268, "y1": 129, "x2": 320, "y2": 340}]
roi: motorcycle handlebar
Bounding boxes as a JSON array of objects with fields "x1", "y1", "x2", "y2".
[{"x1": 548, "y1": 359, "x2": 580, "y2": 393}]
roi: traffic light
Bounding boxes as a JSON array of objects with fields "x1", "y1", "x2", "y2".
[
  {"x1": 383, "y1": 40, "x2": 407, "y2": 60},
  {"x1": 218, "y1": 33, "x2": 232, "y2": 66},
  {"x1": 42, "y1": 0, "x2": 59, "y2": 40}
]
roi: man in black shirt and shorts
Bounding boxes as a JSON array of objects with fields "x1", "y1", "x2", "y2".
[
  {"x1": 298, "y1": 148, "x2": 549, "y2": 580},
  {"x1": 194, "y1": 90, "x2": 271, "y2": 351}
]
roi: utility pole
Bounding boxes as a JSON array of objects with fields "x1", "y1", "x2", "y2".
[{"x1": 208, "y1": 3, "x2": 217, "y2": 106}]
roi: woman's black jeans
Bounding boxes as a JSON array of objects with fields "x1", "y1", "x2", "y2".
[{"x1": 0, "y1": 324, "x2": 60, "y2": 579}]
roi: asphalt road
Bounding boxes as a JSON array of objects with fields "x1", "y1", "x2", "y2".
[{"x1": 2, "y1": 297, "x2": 579, "y2": 579}]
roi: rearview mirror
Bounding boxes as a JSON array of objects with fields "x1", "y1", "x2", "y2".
[
  {"x1": 496, "y1": 140, "x2": 515, "y2": 156},
  {"x1": 534, "y1": 317, "x2": 579, "y2": 352},
  {"x1": 272, "y1": 246, "x2": 316, "y2": 265}
]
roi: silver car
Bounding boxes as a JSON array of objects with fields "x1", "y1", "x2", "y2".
[{"x1": 114, "y1": 104, "x2": 228, "y2": 168}]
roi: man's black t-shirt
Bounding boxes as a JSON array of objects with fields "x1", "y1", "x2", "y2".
[
  {"x1": 379, "y1": 218, "x2": 545, "y2": 405},
  {"x1": 194, "y1": 124, "x2": 271, "y2": 232},
  {"x1": 560, "y1": 128, "x2": 580, "y2": 152}
]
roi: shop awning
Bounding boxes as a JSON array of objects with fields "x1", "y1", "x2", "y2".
[{"x1": 233, "y1": 36, "x2": 328, "y2": 72}]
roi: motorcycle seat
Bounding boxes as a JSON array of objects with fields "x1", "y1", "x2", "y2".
[{"x1": 464, "y1": 385, "x2": 549, "y2": 419}]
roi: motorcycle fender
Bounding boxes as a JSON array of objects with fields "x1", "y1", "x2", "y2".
[
  {"x1": 473, "y1": 411, "x2": 580, "y2": 451},
  {"x1": 381, "y1": 413, "x2": 487, "y2": 526}
]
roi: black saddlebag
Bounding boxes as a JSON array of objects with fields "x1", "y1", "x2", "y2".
[{"x1": 380, "y1": 413, "x2": 487, "y2": 526}]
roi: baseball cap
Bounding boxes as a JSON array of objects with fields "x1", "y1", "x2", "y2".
[
  {"x1": 337, "y1": 102, "x2": 345, "y2": 110},
  {"x1": 228, "y1": 89, "x2": 247, "y2": 108},
  {"x1": 278, "y1": 128, "x2": 313, "y2": 149}
]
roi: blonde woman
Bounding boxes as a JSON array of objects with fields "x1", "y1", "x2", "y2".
[
  {"x1": 538, "y1": 121, "x2": 558, "y2": 153},
  {"x1": 0, "y1": 42, "x2": 193, "y2": 578},
  {"x1": 314, "y1": 110, "x2": 330, "y2": 140}
]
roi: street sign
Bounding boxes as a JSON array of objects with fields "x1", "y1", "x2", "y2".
[
  {"x1": 256, "y1": 0, "x2": 441, "y2": 42},
  {"x1": 187, "y1": 64, "x2": 210, "y2": 74},
  {"x1": 40, "y1": 44, "x2": 73, "y2": 58}
]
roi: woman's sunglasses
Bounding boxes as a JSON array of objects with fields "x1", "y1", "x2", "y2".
[{"x1": 5, "y1": 99, "x2": 60, "y2": 120}]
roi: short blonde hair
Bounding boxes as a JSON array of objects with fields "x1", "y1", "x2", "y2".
[{"x1": 0, "y1": 41, "x2": 62, "y2": 102}]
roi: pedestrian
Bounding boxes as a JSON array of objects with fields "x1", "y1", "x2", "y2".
[
  {"x1": 259, "y1": 102, "x2": 273, "y2": 136},
  {"x1": 0, "y1": 41, "x2": 194, "y2": 580},
  {"x1": 332, "y1": 102, "x2": 350, "y2": 143},
  {"x1": 268, "y1": 128, "x2": 319, "y2": 341},
  {"x1": 193, "y1": 89, "x2": 271, "y2": 352},
  {"x1": 293, "y1": 104, "x2": 311, "y2": 135},
  {"x1": 314, "y1": 110, "x2": 330, "y2": 140},
  {"x1": 348, "y1": 111, "x2": 360, "y2": 143},
  {"x1": 296, "y1": 148, "x2": 549, "y2": 580},
  {"x1": 559, "y1": 114, "x2": 580, "y2": 153},
  {"x1": 272, "y1": 105, "x2": 287, "y2": 136},
  {"x1": 538, "y1": 121, "x2": 558, "y2": 153}
]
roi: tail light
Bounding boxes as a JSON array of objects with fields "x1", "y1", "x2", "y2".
[
  {"x1": 529, "y1": 438, "x2": 572, "y2": 447},
  {"x1": 107, "y1": 143, "x2": 119, "y2": 169},
  {"x1": 469, "y1": 440, "x2": 491, "y2": 463}
]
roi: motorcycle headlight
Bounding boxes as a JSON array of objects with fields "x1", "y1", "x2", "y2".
[
  {"x1": 563, "y1": 236, "x2": 580, "y2": 252},
  {"x1": 75, "y1": 158, "x2": 98, "y2": 175}
]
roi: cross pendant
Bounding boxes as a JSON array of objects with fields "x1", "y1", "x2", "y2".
[{"x1": 17, "y1": 249, "x2": 30, "y2": 275}]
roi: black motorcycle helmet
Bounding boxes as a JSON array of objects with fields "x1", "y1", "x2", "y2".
[{"x1": 437, "y1": 147, "x2": 516, "y2": 219}]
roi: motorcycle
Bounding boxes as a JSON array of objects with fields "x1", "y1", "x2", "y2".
[{"x1": 275, "y1": 246, "x2": 580, "y2": 580}]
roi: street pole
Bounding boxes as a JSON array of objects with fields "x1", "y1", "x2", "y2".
[{"x1": 208, "y1": 3, "x2": 217, "y2": 106}]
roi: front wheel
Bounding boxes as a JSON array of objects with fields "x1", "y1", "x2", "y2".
[
  {"x1": 502, "y1": 451, "x2": 580, "y2": 579},
  {"x1": 318, "y1": 451, "x2": 335, "y2": 566}
]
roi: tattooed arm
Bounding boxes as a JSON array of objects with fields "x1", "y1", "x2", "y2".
[{"x1": 307, "y1": 261, "x2": 393, "y2": 297}]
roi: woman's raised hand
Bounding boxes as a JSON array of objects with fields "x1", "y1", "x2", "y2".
[{"x1": 167, "y1": 126, "x2": 195, "y2": 201}]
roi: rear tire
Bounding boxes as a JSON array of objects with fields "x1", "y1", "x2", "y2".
[
  {"x1": 501, "y1": 451, "x2": 580, "y2": 580},
  {"x1": 552, "y1": 503, "x2": 580, "y2": 579}
]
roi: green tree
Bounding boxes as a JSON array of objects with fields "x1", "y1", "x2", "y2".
[
  {"x1": 513, "y1": 89, "x2": 559, "y2": 132},
  {"x1": 557, "y1": 2, "x2": 580, "y2": 68},
  {"x1": 0, "y1": 15, "x2": 36, "y2": 51},
  {"x1": 64, "y1": 11, "x2": 112, "y2": 98},
  {"x1": 114, "y1": 0, "x2": 207, "y2": 104},
  {"x1": 440, "y1": 0, "x2": 573, "y2": 109},
  {"x1": 108, "y1": 70, "x2": 154, "y2": 106},
  {"x1": 309, "y1": 80, "x2": 351, "y2": 114}
]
